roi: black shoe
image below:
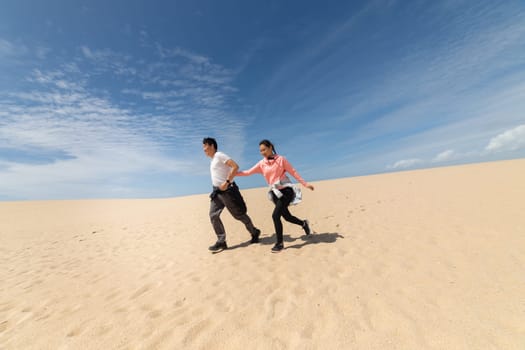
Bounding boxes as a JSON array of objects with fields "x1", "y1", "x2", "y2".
[
  {"x1": 208, "y1": 241, "x2": 227, "y2": 251},
  {"x1": 250, "y1": 228, "x2": 261, "y2": 244},
  {"x1": 302, "y1": 220, "x2": 312, "y2": 235},
  {"x1": 271, "y1": 243, "x2": 284, "y2": 253}
]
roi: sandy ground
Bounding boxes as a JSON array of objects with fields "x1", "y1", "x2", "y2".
[{"x1": 1, "y1": 159, "x2": 524, "y2": 349}]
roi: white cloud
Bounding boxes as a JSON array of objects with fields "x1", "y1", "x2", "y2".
[
  {"x1": 0, "y1": 38, "x2": 28, "y2": 56},
  {"x1": 35, "y1": 46, "x2": 51, "y2": 59},
  {"x1": 0, "y1": 86, "x2": 194, "y2": 199},
  {"x1": 387, "y1": 158, "x2": 423, "y2": 170},
  {"x1": 485, "y1": 124, "x2": 525, "y2": 153},
  {"x1": 0, "y1": 45, "x2": 249, "y2": 199},
  {"x1": 432, "y1": 149, "x2": 456, "y2": 163},
  {"x1": 0, "y1": 38, "x2": 15, "y2": 55},
  {"x1": 80, "y1": 46, "x2": 137, "y2": 76},
  {"x1": 80, "y1": 46, "x2": 124, "y2": 61},
  {"x1": 157, "y1": 45, "x2": 210, "y2": 65}
]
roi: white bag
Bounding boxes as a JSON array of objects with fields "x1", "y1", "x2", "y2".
[{"x1": 290, "y1": 184, "x2": 302, "y2": 205}]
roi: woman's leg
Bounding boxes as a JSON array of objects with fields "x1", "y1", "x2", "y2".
[
  {"x1": 279, "y1": 188, "x2": 304, "y2": 226},
  {"x1": 271, "y1": 199, "x2": 285, "y2": 244},
  {"x1": 271, "y1": 188, "x2": 305, "y2": 244},
  {"x1": 280, "y1": 202, "x2": 304, "y2": 226}
]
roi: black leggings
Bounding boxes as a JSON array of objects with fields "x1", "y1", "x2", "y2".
[{"x1": 271, "y1": 187, "x2": 304, "y2": 244}]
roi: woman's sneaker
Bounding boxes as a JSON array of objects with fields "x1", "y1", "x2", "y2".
[
  {"x1": 271, "y1": 243, "x2": 284, "y2": 253},
  {"x1": 302, "y1": 220, "x2": 312, "y2": 235}
]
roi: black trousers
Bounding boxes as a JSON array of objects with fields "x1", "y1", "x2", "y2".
[
  {"x1": 270, "y1": 187, "x2": 304, "y2": 244},
  {"x1": 209, "y1": 183, "x2": 257, "y2": 243}
]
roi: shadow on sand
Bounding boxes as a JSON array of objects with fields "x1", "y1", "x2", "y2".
[
  {"x1": 227, "y1": 232, "x2": 344, "y2": 251},
  {"x1": 281, "y1": 232, "x2": 345, "y2": 250}
]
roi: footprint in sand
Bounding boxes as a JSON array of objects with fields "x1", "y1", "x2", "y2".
[
  {"x1": 0, "y1": 320, "x2": 9, "y2": 333},
  {"x1": 174, "y1": 298, "x2": 186, "y2": 308},
  {"x1": 35, "y1": 312, "x2": 51, "y2": 322},
  {"x1": 292, "y1": 285, "x2": 307, "y2": 296},
  {"x1": 213, "y1": 298, "x2": 231, "y2": 313},
  {"x1": 300, "y1": 323, "x2": 315, "y2": 339},
  {"x1": 114, "y1": 306, "x2": 128, "y2": 314},
  {"x1": 173, "y1": 312, "x2": 190, "y2": 326},
  {"x1": 182, "y1": 319, "x2": 212, "y2": 346},
  {"x1": 130, "y1": 283, "x2": 153, "y2": 300},
  {"x1": 66, "y1": 324, "x2": 86, "y2": 337},
  {"x1": 265, "y1": 295, "x2": 287, "y2": 320},
  {"x1": 95, "y1": 324, "x2": 112, "y2": 336},
  {"x1": 104, "y1": 290, "x2": 123, "y2": 301},
  {"x1": 358, "y1": 299, "x2": 374, "y2": 331},
  {"x1": 144, "y1": 329, "x2": 176, "y2": 349},
  {"x1": 148, "y1": 309, "x2": 163, "y2": 319}
]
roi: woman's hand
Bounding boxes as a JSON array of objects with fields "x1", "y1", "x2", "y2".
[{"x1": 306, "y1": 184, "x2": 314, "y2": 191}]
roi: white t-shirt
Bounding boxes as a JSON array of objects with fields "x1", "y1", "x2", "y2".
[{"x1": 210, "y1": 151, "x2": 231, "y2": 187}]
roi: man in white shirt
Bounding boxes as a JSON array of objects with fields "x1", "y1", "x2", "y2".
[{"x1": 203, "y1": 137, "x2": 261, "y2": 251}]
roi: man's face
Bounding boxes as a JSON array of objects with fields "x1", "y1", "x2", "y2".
[{"x1": 203, "y1": 143, "x2": 215, "y2": 158}]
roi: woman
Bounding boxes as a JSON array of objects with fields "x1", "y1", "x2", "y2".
[{"x1": 236, "y1": 139, "x2": 314, "y2": 252}]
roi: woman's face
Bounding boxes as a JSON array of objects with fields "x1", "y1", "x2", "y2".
[{"x1": 259, "y1": 144, "x2": 273, "y2": 158}]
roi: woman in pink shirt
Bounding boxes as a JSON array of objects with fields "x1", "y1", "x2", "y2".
[{"x1": 236, "y1": 139, "x2": 315, "y2": 252}]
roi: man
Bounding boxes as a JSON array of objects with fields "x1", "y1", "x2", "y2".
[{"x1": 203, "y1": 137, "x2": 261, "y2": 251}]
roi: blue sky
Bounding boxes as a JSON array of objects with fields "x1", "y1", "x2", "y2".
[{"x1": 1, "y1": 0, "x2": 524, "y2": 200}]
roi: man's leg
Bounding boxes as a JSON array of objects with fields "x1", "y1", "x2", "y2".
[
  {"x1": 210, "y1": 196, "x2": 226, "y2": 243},
  {"x1": 220, "y1": 191, "x2": 258, "y2": 236}
]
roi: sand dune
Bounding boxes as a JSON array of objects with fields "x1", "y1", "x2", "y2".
[{"x1": 1, "y1": 159, "x2": 524, "y2": 349}]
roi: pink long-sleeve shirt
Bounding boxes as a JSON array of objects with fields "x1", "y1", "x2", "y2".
[{"x1": 236, "y1": 155, "x2": 309, "y2": 187}]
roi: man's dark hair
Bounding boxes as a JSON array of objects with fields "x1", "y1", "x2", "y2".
[{"x1": 203, "y1": 137, "x2": 218, "y2": 150}]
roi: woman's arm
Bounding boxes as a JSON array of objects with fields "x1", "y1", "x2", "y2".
[
  {"x1": 236, "y1": 162, "x2": 262, "y2": 177},
  {"x1": 282, "y1": 157, "x2": 314, "y2": 190}
]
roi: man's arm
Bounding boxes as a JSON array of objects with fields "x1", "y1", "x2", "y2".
[
  {"x1": 219, "y1": 158, "x2": 239, "y2": 190},
  {"x1": 225, "y1": 159, "x2": 239, "y2": 182}
]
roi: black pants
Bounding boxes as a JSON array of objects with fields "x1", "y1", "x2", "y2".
[
  {"x1": 270, "y1": 187, "x2": 304, "y2": 244},
  {"x1": 209, "y1": 183, "x2": 257, "y2": 243}
]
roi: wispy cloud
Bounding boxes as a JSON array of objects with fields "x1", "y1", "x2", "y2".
[
  {"x1": 387, "y1": 123, "x2": 525, "y2": 171},
  {"x1": 80, "y1": 46, "x2": 137, "y2": 76},
  {"x1": 35, "y1": 46, "x2": 51, "y2": 60},
  {"x1": 0, "y1": 38, "x2": 30, "y2": 60},
  {"x1": 248, "y1": 2, "x2": 525, "y2": 154},
  {"x1": 320, "y1": 2, "x2": 525, "y2": 173},
  {"x1": 0, "y1": 76, "x2": 184, "y2": 199},
  {"x1": 388, "y1": 158, "x2": 422, "y2": 170},
  {"x1": 347, "y1": 3, "x2": 525, "y2": 135},
  {"x1": 485, "y1": 124, "x2": 525, "y2": 153},
  {"x1": 0, "y1": 41, "x2": 249, "y2": 200},
  {"x1": 432, "y1": 150, "x2": 456, "y2": 163}
]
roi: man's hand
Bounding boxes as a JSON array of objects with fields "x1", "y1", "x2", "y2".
[{"x1": 220, "y1": 158, "x2": 239, "y2": 191}]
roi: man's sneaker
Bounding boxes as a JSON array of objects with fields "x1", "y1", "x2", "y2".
[
  {"x1": 302, "y1": 220, "x2": 312, "y2": 235},
  {"x1": 208, "y1": 241, "x2": 227, "y2": 251},
  {"x1": 271, "y1": 243, "x2": 284, "y2": 253},
  {"x1": 250, "y1": 228, "x2": 261, "y2": 244}
]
